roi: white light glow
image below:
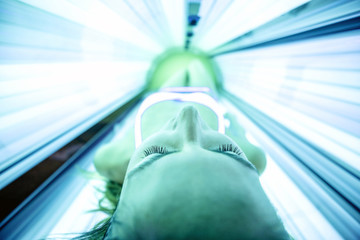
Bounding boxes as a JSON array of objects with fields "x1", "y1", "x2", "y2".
[
  {"x1": 1, "y1": 1, "x2": 358, "y2": 238},
  {"x1": 216, "y1": 30, "x2": 360, "y2": 171},
  {"x1": 212, "y1": 1, "x2": 360, "y2": 54},
  {"x1": 0, "y1": 61, "x2": 150, "y2": 168},
  {"x1": 195, "y1": 0, "x2": 310, "y2": 51},
  {"x1": 19, "y1": 0, "x2": 163, "y2": 53},
  {"x1": 160, "y1": 0, "x2": 186, "y2": 46},
  {"x1": 48, "y1": 166, "x2": 107, "y2": 237},
  {"x1": 261, "y1": 156, "x2": 343, "y2": 240},
  {"x1": 225, "y1": 86, "x2": 360, "y2": 171}
]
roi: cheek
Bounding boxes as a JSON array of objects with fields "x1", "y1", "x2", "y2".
[
  {"x1": 127, "y1": 152, "x2": 143, "y2": 172},
  {"x1": 200, "y1": 132, "x2": 236, "y2": 149},
  {"x1": 163, "y1": 117, "x2": 177, "y2": 130},
  {"x1": 128, "y1": 133, "x2": 181, "y2": 170}
]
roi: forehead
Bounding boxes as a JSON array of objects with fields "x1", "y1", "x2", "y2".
[
  {"x1": 110, "y1": 146, "x2": 283, "y2": 239},
  {"x1": 113, "y1": 147, "x2": 263, "y2": 239}
]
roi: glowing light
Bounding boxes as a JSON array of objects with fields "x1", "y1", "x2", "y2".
[
  {"x1": 261, "y1": 155, "x2": 343, "y2": 240},
  {"x1": 19, "y1": 0, "x2": 163, "y2": 53},
  {"x1": 216, "y1": 30, "x2": 360, "y2": 171},
  {"x1": 194, "y1": 0, "x2": 310, "y2": 51},
  {"x1": 160, "y1": 0, "x2": 186, "y2": 46}
]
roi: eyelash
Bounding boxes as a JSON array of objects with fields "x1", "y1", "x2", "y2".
[
  {"x1": 143, "y1": 146, "x2": 168, "y2": 157},
  {"x1": 218, "y1": 144, "x2": 242, "y2": 156},
  {"x1": 143, "y1": 144, "x2": 241, "y2": 157}
]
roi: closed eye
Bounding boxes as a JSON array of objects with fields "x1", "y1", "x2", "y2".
[
  {"x1": 143, "y1": 145, "x2": 168, "y2": 157},
  {"x1": 218, "y1": 144, "x2": 242, "y2": 156},
  {"x1": 143, "y1": 144, "x2": 242, "y2": 158},
  {"x1": 215, "y1": 145, "x2": 257, "y2": 173}
]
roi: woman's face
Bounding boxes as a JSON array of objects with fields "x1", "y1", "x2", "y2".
[{"x1": 106, "y1": 106, "x2": 289, "y2": 239}]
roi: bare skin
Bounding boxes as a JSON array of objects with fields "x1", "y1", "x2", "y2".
[{"x1": 103, "y1": 106, "x2": 289, "y2": 239}]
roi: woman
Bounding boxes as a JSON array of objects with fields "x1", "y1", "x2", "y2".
[{"x1": 90, "y1": 52, "x2": 290, "y2": 239}]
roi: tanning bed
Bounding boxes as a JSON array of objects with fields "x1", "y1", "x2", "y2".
[{"x1": 0, "y1": 0, "x2": 360, "y2": 239}]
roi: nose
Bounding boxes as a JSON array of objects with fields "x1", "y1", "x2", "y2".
[{"x1": 175, "y1": 105, "x2": 206, "y2": 143}]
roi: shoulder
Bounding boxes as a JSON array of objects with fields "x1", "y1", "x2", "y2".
[
  {"x1": 225, "y1": 113, "x2": 267, "y2": 174},
  {"x1": 94, "y1": 131, "x2": 135, "y2": 183}
]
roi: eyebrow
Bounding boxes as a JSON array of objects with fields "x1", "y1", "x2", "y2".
[{"x1": 126, "y1": 150, "x2": 258, "y2": 180}]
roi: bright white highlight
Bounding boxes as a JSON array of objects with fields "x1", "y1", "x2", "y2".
[
  {"x1": 216, "y1": 31, "x2": 360, "y2": 171},
  {"x1": 193, "y1": 0, "x2": 310, "y2": 51},
  {"x1": 161, "y1": 0, "x2": 186, "y2": 46},
  {"x1": 19, "y1": 0, "x2": 164, "y2": 53},
  {"x1": 261, "y1": 155, "x2": 343, "y2": 240}
]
